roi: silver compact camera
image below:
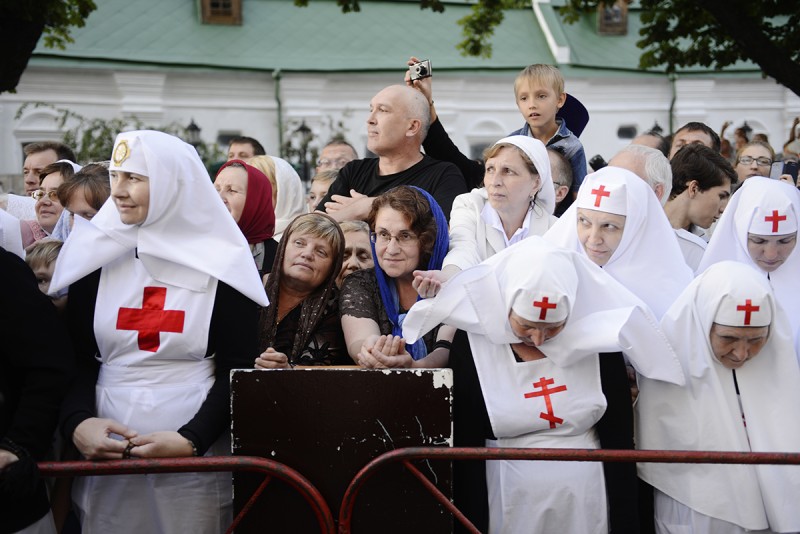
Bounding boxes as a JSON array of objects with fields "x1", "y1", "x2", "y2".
[{"x1": 409, "y1": 59, "x2": 432, "y2": 82}]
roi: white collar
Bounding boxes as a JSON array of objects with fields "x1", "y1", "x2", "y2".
[{"x1": 480, "y1": 201, "x2": 532, "y2": 247}]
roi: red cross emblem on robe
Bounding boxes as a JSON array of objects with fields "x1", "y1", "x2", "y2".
[
  {"x1": 116, "y1": 286, "x2": 186, "y2": 352},
  {"x1": 524, "y1": 376, "x2": 568, "y2": 429}
]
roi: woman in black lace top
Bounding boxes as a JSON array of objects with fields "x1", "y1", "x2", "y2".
[{"x1": 255, "y1": 213, "x2": 349, "y2": 367}]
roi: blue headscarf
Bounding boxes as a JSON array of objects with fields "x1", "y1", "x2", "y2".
[{"x1": 371, "y1": 186, "x2": 449, "y2": 360}]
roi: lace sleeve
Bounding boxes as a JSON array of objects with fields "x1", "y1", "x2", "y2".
[{"x1": 339, "y1": 268, "x2": 381, "y2": 320}]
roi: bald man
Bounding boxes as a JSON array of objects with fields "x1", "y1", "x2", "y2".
[{"x1": 317, "y1": 85, "x2": 466, "y2": 221}]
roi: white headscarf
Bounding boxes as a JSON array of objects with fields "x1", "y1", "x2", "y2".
[
  {"x1": 50, "y1": 130, "x2": 268, "y2": 306},
  {"x1": 491, "y1": 135, "x2": 555, "y2": 215},
  {"x1": 0, "y1": 209, "x2": 24, "y2": 259},
  {"x1": 637, "y1": 261, "x2": 800, "y2": 532},
  {"x1": 55, "y1": 159, "x2": 83, "y2": 173},
  {"x1": 271, "y1": 156, "x2": 306, "y2": 240},
  {"x1": 697, "y1": 176, "x2": 800, "y2": 339},
  {"x1": 544, "y1": 166, "x2": 692, "y2": 319},
  {"x1": 403, "y1": 236, "x2": 684, "y2": 384}
]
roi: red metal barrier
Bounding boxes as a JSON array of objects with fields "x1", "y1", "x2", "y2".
[
  {"x1": 338, "y1": 447, "x2": 800, "y2": 534},
  {"x1": 38, "y1": 456, "x2": 336, "y2": 534}
]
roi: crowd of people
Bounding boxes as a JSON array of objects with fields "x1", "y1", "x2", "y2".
[{"x1": 2, "y1": 56, "x2": 800, "y2": 534}]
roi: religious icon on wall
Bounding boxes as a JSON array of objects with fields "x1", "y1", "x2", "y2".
[{"x1": 597, "y1": 0, "x2": 629, "y2": 36}]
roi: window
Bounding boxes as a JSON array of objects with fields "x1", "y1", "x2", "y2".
[
  {"x1": 597, "y1": 1, "x2": 628, "y2": 36},
  {"x1": 200, "y1": 0, "x2": 241, "y2": 25}
]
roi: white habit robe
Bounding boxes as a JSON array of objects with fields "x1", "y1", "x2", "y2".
[{"x1": 637, "y1": 261, "x2": 800, "y2": 534}]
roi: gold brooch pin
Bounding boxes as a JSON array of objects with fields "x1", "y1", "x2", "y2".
[{"x1": 113, "y1": 139, "x2": 130, "y2": 166}]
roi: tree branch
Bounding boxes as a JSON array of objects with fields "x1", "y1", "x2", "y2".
[{"x1": 698, "y1": 0, "x2": 800, "y2": 96}]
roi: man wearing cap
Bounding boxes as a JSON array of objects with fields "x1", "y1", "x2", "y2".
[{"x1": 637, "y1": 261, "x2": 800, "y2": 533}]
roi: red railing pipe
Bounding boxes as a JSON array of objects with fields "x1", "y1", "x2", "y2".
[
  {"x1": 338, "y1": 447, "x2": 800, "y2": 533},
  {"x1": 38, "y1": 456, "x2": 336, "y2": 534}
]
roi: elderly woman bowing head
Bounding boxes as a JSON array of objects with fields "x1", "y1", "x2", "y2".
[
  {"x1": 214, "y1": 160, "x2": 277, "y2": 275},
  {"x1": 255, "y1": 212, "x2": 349, "y2": 368},
  {"x1": 638, "y1": 261, "x2": 800, "y2": 533},
  {"x1": 340, "y1": 185, "x2": 453, "y2": 368},
  {"x1": 698, "y1": 176, "x2": 800, "y2": 346},
  {"x1": 402, "y1": 237, "x2": 684, "y2": 534}
]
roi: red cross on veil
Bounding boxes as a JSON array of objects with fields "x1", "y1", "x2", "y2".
[
  {"x1": 764, "y1": 210, "x2": 787, "y2": 233},
  {"x1": 736, "y1": 299, "x2": 760, "y2": 326},
  {"x1": 524, "y1": 377, "x2": 568, "y2": 429},
  {"x1": 533, "y1": 297, "x2": 558, "y2": 320},
  {"x1": 117, "y1": 287, "x2": 186, "y2": 352},
  {"x1": 590, "y1": 185, "x2": 611, "y2": 207}
]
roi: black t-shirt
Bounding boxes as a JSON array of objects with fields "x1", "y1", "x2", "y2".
[{"x1": 316, "y1": 154, "x2": 467, "y2": 220}]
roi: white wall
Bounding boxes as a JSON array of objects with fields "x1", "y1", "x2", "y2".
[{"x1": 2, "y1": 64, "x2": 799, "y2": 192}]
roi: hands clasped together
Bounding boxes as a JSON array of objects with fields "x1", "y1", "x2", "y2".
[
  {"x1": 357, "y1": 334, "x2": 416, "y2": 369},
  {"x1": 72, "y1": 418, "x2": 195, "y2": 460}
]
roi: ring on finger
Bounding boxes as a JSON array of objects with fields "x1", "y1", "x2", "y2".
[{"x1": 122, "y1": 441, "x2": 135, "y2": 459}]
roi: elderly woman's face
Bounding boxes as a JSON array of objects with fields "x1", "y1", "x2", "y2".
[
  {"x1": 373, "y1": 206, "x2": 420, "y2": 280},
  {"x1": 509, "y1": 311, "x2": 566, "y2": 347},
  {"x1": 747, "y1": 232, "x2": 797, "y2": 272},
  {"x1": 709, "y1": 323, "x2": 769, "y2": 370},
  {"x1": 281, "y1": 230, "x2": 334, "y2": 290},
  {"x1": 214, "y1": 166, "x2": 249, "y2": 223},
  {"x1": 337, "y1": 230, "x2": 373, "y2": 288},
  {"x1": 483, "y1": 146, "x2": 540, "y2": 217},
  {"x1": 111, "y1": 171, "x2": 150, "y2": 225},
  {"x1": 34, "y1": 172, "x2": 65, "y2": 233},
  {"x1": 576, "y1": 208, "x2": 626, "y2": 267}
]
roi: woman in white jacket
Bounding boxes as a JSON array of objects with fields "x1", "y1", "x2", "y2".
[{"x1": 413, "y1": 135, "x2": 555, "y2": 297}]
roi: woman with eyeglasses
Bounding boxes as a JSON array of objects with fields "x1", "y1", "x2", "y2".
[
  {"x1": 21, "y1": 160, "x2": 80, "y2": 248},
  {"x1": 735, "y1": 141, "x2": 775, "y2": 184},
  {"x1": 339, "y1": 185, "x2": 454, "y2": 368}
]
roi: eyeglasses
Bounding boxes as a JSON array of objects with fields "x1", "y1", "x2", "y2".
[
  {"x1": 370, "y1": 230, "x2": 418, "y2": 246},
  {"x1": 31, "y1": 189, "x2": 60, "y2": 202},
  {"x1": 316, "y1": 158, "x2": 350, "y2": 168},
  {"x1": 738, "y1": 156, "x2": 772, "y2": 167}
]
